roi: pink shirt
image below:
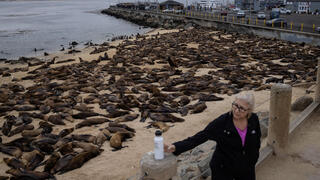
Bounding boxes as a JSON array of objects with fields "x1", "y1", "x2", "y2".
[{"x1": 235, "y1": 126, "x2": 247, "y2": 146}]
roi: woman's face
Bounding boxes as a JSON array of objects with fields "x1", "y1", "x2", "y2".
[{"x1": 232, "y1": 99, "x2": 250, "y2": 120}]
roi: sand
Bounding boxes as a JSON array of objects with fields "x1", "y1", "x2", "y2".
[{"x1": 0, "y1": 28, "x2": 316, "y2": 180}]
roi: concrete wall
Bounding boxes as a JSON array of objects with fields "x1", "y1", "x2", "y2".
[{"x1": 103, "y1": 8, "x2": 320, "y2": 46}]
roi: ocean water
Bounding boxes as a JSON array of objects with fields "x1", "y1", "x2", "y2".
[{"x1": 0, "y1": 0, "x2": 150, "y2": 59}]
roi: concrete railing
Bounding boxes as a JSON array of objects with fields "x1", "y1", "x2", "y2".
[{"x1": 138, "y1": 58, "x2": 320, "y2": 180}]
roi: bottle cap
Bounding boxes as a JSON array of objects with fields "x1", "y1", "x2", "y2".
[{"x1": 155, "y1": 130, "x2": 162, "y2": 136}]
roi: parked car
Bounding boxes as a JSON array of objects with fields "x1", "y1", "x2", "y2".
[
  {"x1": 316, "y1": 26, "x2": 320, "y2": 33},
  {"x1": 174, "y1": 9, "x2": 183, "y2": 14},
  {"x1": 232, "y1": 7, "x2": 240, "y2": 12},
  {"x1": 236, "y1": 10, "x2": 245, "y2": 18},
  {"x1": 280, "y1": 8, "x2": 291, "y2": 14},
  {"x1": 266, "y1": 18, "x2": 287, "y2": 27},
  {"x1": 257, "y1": 11, "x2": 266, "y2": 19},
  {"x1": 162, "y1": 9, "x2": 174, "y2": 13}
]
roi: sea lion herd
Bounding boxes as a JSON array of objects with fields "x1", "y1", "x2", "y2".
[{"x1": 0, "y1": 27, "x2": 319, "y2": 179}]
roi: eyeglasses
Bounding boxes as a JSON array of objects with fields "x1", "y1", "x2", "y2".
[{"x1": 232, "y1": 102, "x2": 249, "y2": 112}]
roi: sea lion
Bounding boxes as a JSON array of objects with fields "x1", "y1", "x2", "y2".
[
  {"x1": 21, "y1": 128, "x2": 42, "y2": 137},
  {"x1": 147, "y1": 122, "x2": 172, "y2": 132},
  {"x1": 72, "y1": 112, "x2": 101, "y2": 119},
  {"x1": 3, "y1": 157, "x2": 25, "y2": 169},
  {"x1": 8, "y1": 124, "x2": 34, "y2": 137},
  {"x1": 149, "y1": 113, "x2": 184, "y2": 123},
  {"x1": 139, "y1": 109, "x2": 150, "y2": 122},
  {"x1": 2, "y1": 119, "x2": 15, "y2": 136},
  {"x1": 25, "y1": 150, "x2": 45, "y2": 170},
  {"x1": 58, "y1": 142, "x2": 74, "y2": 155},
  {"x1": 109, "y1": 132, "x2": 133, "y2": 151},
  {"x1": 95, "y1": 130, "x2": 110, "y2": 147},
  {"x1": 44, "y1": 151, "x2": 60, "y2": 173},
  {"x1": 105, "y1": 110, "x2": 130, "y2": 118},
  {"x1": 179, "y1": 96, "x2": 190, "y2": 106},
  {"x1": 39, "y1": 105, "x2": 51, "y2": 114},
  {"x1": 58, "y1": 127, "x2": 74, "y2": 138},
  {"x1": 47, "y1": 114, "x2": 65, "y2": 125},
  {"x1": 51, "y1": 153, "x2": 77, "y2": 174},
  {"x1": 58, "y1": 148, "x2": 101, "y2": 174},
  {"x1": 190, "y1": 102, "x2": 207, "y2": 114},
  {"x1": 71, "y1": 134, "x2": 97, "y2": 143},
  {"x1": 4, "y1": 137, "x2": 35, "y2": 152},
  {"x1": 109, "y1": 122, "x2": 136, "y2": 133},
  {"x1": 114, "y1": 114, "x2": 139, "y2": 123},
  {"x1": 75, "y1": 118, "x2": 110, "y2": 129},
  {"x1": 6, "y1": 168, "x2": 53, "y2": 180},
  {"x1": 72, "y1": 141, "x2": 100, "y2": 152},
  {"x1": 0, "y1": 144, "x2": 22, "y2": 158}
]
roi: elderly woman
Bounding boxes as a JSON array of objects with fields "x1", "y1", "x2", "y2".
[{"x1": 164, "y1": 93, "x2": 261, "y2": 180}]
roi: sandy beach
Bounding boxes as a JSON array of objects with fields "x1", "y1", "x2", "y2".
[{"x1": 0, "y1": 27, "x2": 318, "y2": 180}]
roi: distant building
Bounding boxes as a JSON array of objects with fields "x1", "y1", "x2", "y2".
[
  {"x1": 235, "y1": 0, "x2": 262, "y2": 10},
  {"x1": 159, "y1": 0, "x2": 184, "y2": 10},
  {"x1": 286, "y1": 0, "x2": 320, "y2": 13}
]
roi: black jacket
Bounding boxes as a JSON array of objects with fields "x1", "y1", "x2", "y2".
[{"x1": 173, "y1": 112, "x2": 261, "y2": 179}]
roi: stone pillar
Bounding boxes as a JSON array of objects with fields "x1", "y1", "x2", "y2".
[
  {"x1": 267, "y1": 83, "x2": 292, "y2": 156},
  {"x1": 140, "y1": 152, "x2": 177, "y2": 180},
  {"x1": 315, "y1": 58, "x2": 320, "y2": 102}
]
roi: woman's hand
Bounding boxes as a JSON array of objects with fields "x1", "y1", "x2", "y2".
[{"x1": 164, "y1": 144, "x2": 176, "y2": 153}]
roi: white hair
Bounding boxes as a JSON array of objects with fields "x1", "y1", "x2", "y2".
[{"x1": 234, "y1": 92, "x2": 255, "y2": 111}]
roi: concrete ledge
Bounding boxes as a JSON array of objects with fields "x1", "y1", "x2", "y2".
[
  {"x1": 289, "y1": 101, "x2": 320, "y2": 134},
  {"x1": 256, "y1": 145, "x2": 273, "y2": 170}
]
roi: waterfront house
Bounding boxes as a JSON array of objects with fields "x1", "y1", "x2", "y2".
[{"x1": 159, "y1": 0, "x2": 184, "y2": 10}]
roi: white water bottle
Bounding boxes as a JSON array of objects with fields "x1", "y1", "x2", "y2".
[{"x1": 154, "y1": 130, "x2": 164, "y2": 160}]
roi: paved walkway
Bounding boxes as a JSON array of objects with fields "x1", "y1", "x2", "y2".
[{"x1": 257, "y1": 107, "x2": 320, "y2": 180}]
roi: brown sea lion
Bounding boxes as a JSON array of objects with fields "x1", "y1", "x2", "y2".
[
  {"x1": 3, "y1": 158, "x2": 25, "y2": 169},
  {"x1": 51, "y1": 153, "x2": 77, "y2": 174},
  {"x1": 179, "y1": 96, "x2": 190, "y2": 106},
  {"x1": 109, "y1": 132, "x2": 133, "y2": 151},
  {"x1": 6, "y1": 168, "x2": 53, "y2": 180},
  {"x1": 71, "y1": 134, "x2": 96, "y2": 143},
  {"x1": 25, "y1": 150, "x2": 45, "y2": 171},
  {"x1": 190, "y1": 102, "x2": 207, "y2": 114},
  {"x1": 147, "y1": 122, "x2": 172, "y2": 132},
  {"x1": 44, "y1": 151, "x2": 60, "y2": 173},
  {"x1": 58, "y1": 142, "x2": 74, "y2": 155},
  {"x1": 72, "y1": 141, "x2": 100, "y2": 152},
  {"x1": 139, "y1": 109, "x2": 150, "y2": 122},
  {"x1": 114, "y1": 114, "x2": 139, "y2": 123},
  {"x1": 58, "y1": 148, "x2": 101, "y2": 174},
  {"x1": 2, "y1": 118, "x2": 15, "y2": 136},
  {"x1": 21, "y1": 128, "x2": 42, "y2": 137},
  {"x1": 0, "y1": 144, "x2": 22, "y2": 158},
  {"x1": 72, "y1": 112, "x2": 101, "y2": 119},
  {"x1": 108, "y1": 122, "x2": 136, "y2": 133},
  {"x1": 58, "y1": 127, "x2": 74, "y2": 138},
  {"x1": 75, "y1": 118, "x2": 110, "y2": 129},
  {"x1": 105, "y1": 110, "x2": 130, "y2": 118},
  {"x1": 149, "y1": 113, "x2": 184, "y2": 123},
  {"x1": 47, "y1": 114, "x2": 65, "y2": 125},
  {"x1": 39, "y1": 105, "x2": 51, "y2": 114},
  {"x1": 95, "y1": 130, "x2": 110, "y2": 147},
  {"x1": 8, "y1": 124, "x2": 34, "y2": 137}
]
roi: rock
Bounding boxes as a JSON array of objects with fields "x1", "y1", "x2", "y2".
[{"x1": 291, "y1": 96, "x2": 313, "y2": 111}]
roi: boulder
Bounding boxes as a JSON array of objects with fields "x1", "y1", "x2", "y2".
[{"x1": 291, "y1": 96, "x2": 313, "y2": 111}]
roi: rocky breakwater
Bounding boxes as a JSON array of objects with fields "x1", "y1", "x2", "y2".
[{"x1": 101, "y1": 8, "x2": 186, "y2": 29}]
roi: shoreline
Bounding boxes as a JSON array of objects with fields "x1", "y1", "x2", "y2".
[{"x1": 0, "y1": 26, "x2": 318, "y2": 179}]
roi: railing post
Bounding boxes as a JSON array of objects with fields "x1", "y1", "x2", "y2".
[
  {"x1": 140, "y1": 152, "x2": 177, "y2": 180},
  {"x1": 316, "y1": 58, "x2": 320, "y2": 102},
  {"x1": 268, "y1": 84, "x2": 292, "y2": 156}
]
